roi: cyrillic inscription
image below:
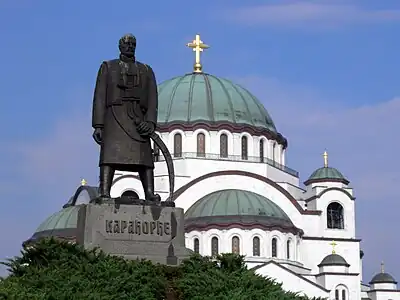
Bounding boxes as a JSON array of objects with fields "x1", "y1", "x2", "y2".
[{"x1": 105, "y1": 220, "x2": 171, "y2": 236}]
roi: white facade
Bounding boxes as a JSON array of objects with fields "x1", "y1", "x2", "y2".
[{"x1": 109, "y1": 109, "x2": 398, "y2": 300}]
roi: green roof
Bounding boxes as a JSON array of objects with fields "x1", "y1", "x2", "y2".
[
  {"x1": 35, "y1": 206, "x2": 80, "y2": 233},
  {"x1": 305, "y1": 166, "x2": 348, "y2": 185},
  {"x1": 185, "y1": 189, "x2": 289, "y2": 220},
  {"x1": 157, "y1": 73, "x2": 276, "y2": 131}
]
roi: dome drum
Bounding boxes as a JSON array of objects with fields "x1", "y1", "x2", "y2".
[{"x1": 156, "y1": 122, "x2": 288, "y2": 149}]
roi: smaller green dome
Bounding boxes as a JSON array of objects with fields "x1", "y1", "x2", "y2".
[
  {"x1": 318, "y1": 253, "x2": 350, "y2": 267},
  {"x1": 185, "y1": 189, "x2": 289, "y2": 220},
  {"x1": 370, "y1": 272, "x2": 397, "y2": 284},
  {"x1": 184, "y1": 189, "x2": 303, "y2": 235},
  {"x1": 35, "y1": 206, "x2": 80, "y2": 233},
  {"x1": 304, "y1": 167, "x2": 349, "y2": 185}
]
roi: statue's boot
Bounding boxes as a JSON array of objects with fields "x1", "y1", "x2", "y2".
[
  {"x1": 139, "y1": 167, "x2": 161, "y2": 203},
  {"x1": 96, "y1": 165, "x2": 115, "y2": 204}
]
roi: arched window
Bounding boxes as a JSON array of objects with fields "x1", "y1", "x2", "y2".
[
  {"x1": 272, "y1": 143, "x2": 276, "y2": 163},
  {"x1": 197, "y1": 133, "x2": 205, "y2": 157},
  {"x1": 241, "y1": 136, "x2": 248, "y2": 160},
  {"x1": 220, "y1": 134, "x2": 228, "y2": 158},
  {"x1": 231, "y1": 236, "x2": 240, "y2": 254},
  {"x1": 173, "y1": 133, "x2": 182, "y2": 158},
  {"x1": 121, "y1": 190, "x2": 139, "y2": 199},
  {"x1": 259, "y1": 139, "x2": 264, "y2": 162},
  {"x1": 272, "y1": 238, "x2": 278, "y2": 258},
  {"x1": 194, "y1": 238, "x2": 200, "y2": 254},
  {"x1": 327, "y1": 202, "x2": 345, "y2": 229},
  {"x1": 211, "y1": 237, "x2": 219, "y2": 256},
  {"x1": 253, "y1": 237, "x2": 260, "y2": 256},
  {"x1": 286, "y1": 240, "x2": 291, "y2": 259},
  {"x1": 335, "y1": 285, "x2": 348, "y2": 300}
]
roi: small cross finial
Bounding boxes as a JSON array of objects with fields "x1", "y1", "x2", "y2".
[
  {"x1": 186, "y1": 34, "x2": 209, "y2": 73},
  {"x1": 330, "y1": 240, "x2": 337, "y2": 254},
  {"x1": 81, "y1": 179, "x2": 87, "y2": 186},
  {"x1": 323, "y1": 150, "x2": 328, "y2": 167},
  {"x1": 381, "y1": 261, "x2": 385, "y2": 273}
]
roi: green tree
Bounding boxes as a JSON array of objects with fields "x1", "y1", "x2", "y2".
[{"x1": 0, "y1": 239, "x2": 325, "y2": 300}]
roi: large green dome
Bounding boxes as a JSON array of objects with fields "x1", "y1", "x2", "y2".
[{"x1": 157, "y1": 73, "x2": 276, "y2": 132}]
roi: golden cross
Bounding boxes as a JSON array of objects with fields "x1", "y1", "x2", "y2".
[
  {"x1": 330, "y1": 240, "x2": 337, "y2": 254},
  {"x1": 323, "y1": 150, "x2": 328, "y2": 168},
  {"x1": 81, "y1": 179, "x2": 87, "y2": 186},
  {"x1": 381, "y1": 261, "x2": 385, "y2": 273},
  {"x1": 186, "y1": 34, "x2": 209, "y2": 73}
]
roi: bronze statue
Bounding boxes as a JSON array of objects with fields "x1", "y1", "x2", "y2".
[{"x1": 92, "y1": 34, "x2": 174, "y2": 204}]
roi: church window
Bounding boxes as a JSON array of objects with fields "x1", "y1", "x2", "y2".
[
  {"x1": 197, "y1": 133, "x2": 206, "y2": 157},
  {"x1": 272, "y1": 143, "x2": 276, "y2": 163},
  {"x1": 241, "y1": 136, "x2": 248, "y2": 160},
  {"x1": 327, "y1": 202, "x2": 344, "y2": 229},
  {"x1": 335, "y1": 290, "x2": 339, "y2": 300},
  {"x1": 272, "y1": 238, "x2": 278, "y2": 258},
  {"x1": 211, "y1": 237, "x2": 219, "y2": 256},
  {"x1": 341, "y1": 290, "x2": 346, "y2": 300},
  {"x1": 259, "y1": 139, "x2": 264, "y2": 162},
  {"x1": 286, "y1": 240, "x2": 291, "y2": 259},
  {"x1": 194, "y1": 238, "x2": 200, "y2": 254},
  {"x1": 252, "y1": 237, "x2": 260, "y2": 256},
  {"x1": 121, "y1": 190, "x2": 139, "y2": 199},
  {"x1": 220, "y1": 134, "x2": 228, "y2": 158},
  {"x1": 231, "y1": 236, "x2": 240, "y2": 254},
  {"x1": 173, "y1": 133, "x2": 182, "y2": 158}
]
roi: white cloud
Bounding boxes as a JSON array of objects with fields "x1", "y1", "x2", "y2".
[{"x1": 222, "y1": 1, "x2": 400, "y2": 29}]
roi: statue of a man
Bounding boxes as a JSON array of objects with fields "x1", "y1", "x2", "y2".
[{"x1": 92, "y1": 34, "x2": 161, "y2": 203}]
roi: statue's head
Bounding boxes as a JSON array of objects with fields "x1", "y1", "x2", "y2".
[{"x1": 119, "y1": 34, "x2": 136, "y2": 57}]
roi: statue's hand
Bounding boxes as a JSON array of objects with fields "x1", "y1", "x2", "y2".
[
  {"x1": 92, "y1": 128, "x2": 103, "y2": 145},
  {"x1": 137, "y1": 121, "x2": 155, "y2": 136}
]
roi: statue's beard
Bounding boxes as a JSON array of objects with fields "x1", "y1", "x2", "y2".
[{"x1": 120, "y1": 45, "x2": 135, "y2": 58}]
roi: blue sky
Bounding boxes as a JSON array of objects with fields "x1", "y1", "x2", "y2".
[{"x1": 1, "y1": 0, "x2": 399, "y2": 283}]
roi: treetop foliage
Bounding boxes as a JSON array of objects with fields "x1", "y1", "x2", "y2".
[{"x1": 0, "y1": 238, "x2": 325, "y2": 300}]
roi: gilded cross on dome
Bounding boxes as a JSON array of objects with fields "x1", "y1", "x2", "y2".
[
  {"x1": 186, "y1": 34, "x2": 209, "y2": 73},
  {"x1": 323, "y1": 150, "x2": 328, "y2": 168},
  {"x1": 81, "y1": 179, "x2": 87, "y2": 186},
  {"x1": 330, "y1": 240, "x2": 337, "y2": 254}
]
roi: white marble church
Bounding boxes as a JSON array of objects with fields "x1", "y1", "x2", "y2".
[
  {"x1": 108, "y1": 35, "x2": 400, "y2": 300},
  {"x1": 30, "y1": 35, "x2": 398, "y2": 299}
]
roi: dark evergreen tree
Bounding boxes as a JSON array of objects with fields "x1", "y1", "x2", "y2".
[{"x1": 0, "y1": 239, "x2": 325, "y2": 300}]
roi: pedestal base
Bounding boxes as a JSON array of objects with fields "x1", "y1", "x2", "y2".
[{"x1": 82, "y1": 203, "x2": 189, "y2": 265}]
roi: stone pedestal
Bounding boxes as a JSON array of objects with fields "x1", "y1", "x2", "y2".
[{"x1": 82, "y1": 203, "x2": 190, "y2": 265}]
